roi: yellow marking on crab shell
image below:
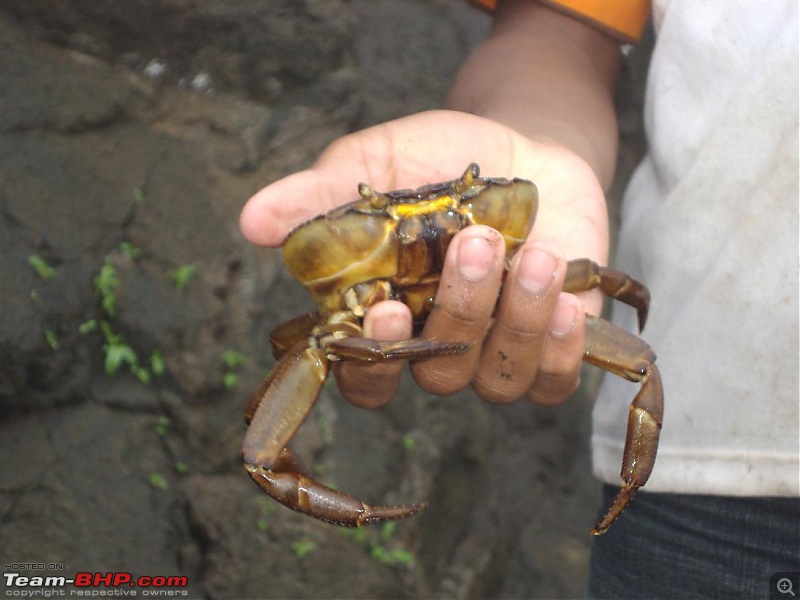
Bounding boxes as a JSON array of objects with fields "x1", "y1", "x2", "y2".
[{"x1": 388, "y1": 195, "x2": 459, "y2": 218}]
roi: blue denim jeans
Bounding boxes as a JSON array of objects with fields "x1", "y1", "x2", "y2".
[{"x1": 588, "y1": 484, "x2": 800, "y2": 599}]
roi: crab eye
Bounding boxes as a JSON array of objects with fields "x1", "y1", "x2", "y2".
[{"x1": 465, "y1": 179, "x2": 538, "y2": 249}]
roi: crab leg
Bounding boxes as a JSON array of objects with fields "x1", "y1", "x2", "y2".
[
  {"x1": 268, "y1": 312, "x2": 320, "y2": 359},
  {"x1": 564, "y1": 258, "x2": 650, "y2": 331},
  {"x1": 244, "y1": 341, "x2": 329, "y2": 467},
  {"x1": 324, "y1": 336, "x2": 470, "y2": 362},
  {"x1": 244, "y1": 334, "x2": 466, "y2": 526},
  {"x1": 247, "y1": 447, "x2": 428, "y2": 526},
  {"x1": 582, "y1": 315, "x2": 663, "y2": 535}
]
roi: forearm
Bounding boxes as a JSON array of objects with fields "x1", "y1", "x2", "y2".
[{"x1": 447, "y1": 0, "x2": 622, "y2": 189}]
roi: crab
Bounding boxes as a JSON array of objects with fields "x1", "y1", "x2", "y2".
[{"x1": 243, "y1": 163, "x2": 663, "y2": 535}]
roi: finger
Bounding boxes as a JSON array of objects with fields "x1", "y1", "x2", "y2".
[
  {"x1": 411, "y1": 225, "x2": 506, "y2": 396},
  {"x1": 528, "y1": 293, "x2": 586, "y2": 406},
  {"x1": 472, "y1": 241, "x2": 566, "y2": 403},
  {"x1": 334, "y1": 300, "x2": 412, "y2": 409}
]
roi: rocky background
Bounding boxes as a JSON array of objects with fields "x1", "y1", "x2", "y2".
[{"x1": 0, "y1": 1, "x2": 651, "y2": 598}]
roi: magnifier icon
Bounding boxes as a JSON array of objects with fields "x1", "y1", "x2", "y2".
[{"x1": 778, "y1": 578, "x2": 796, "y2": 596}]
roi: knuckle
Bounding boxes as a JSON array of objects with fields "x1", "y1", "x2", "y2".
[
  {"x1": 492, "y1": 315, "x2": 548, "y2": 347},
  {"x1": 472, "y1": 371, "x2": 529, "y2": 404},
  {"x1": 527, "y1": 370, "x2": 581, "y2": 406},
  {"x1": 411, "y1": 355, "x2": 475, "y2": 396},
  {"x1": 334, "y1": 363, "x2": 399, "y2": 408}
]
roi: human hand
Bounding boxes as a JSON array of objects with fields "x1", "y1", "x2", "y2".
[{"x1": 240, "y1": 109, "x2": 609, "y2": 407}]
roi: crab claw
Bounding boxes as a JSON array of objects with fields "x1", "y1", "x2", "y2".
[
  {"x1": 247, "y1": 448, "x2": 427, "y2": 527},
  {"x1": 243, "y1": 339, "x2": 429, "y2": 526},
  {"x1": 582, "y1": 316, "x2": 663, "y2": 535},
  {"x1": 564, "y1": 259, "x2": 651, "y2": 332}
]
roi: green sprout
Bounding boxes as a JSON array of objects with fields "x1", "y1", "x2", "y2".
[
  {"x1": 291, "y1": 540, "x2": 317, "y2": 560},
  {"x1": 151, "y1": 349, "x2": 166, "y2": 377},
  {"x1": 101, "y1": 324, "x2": 137, "y2": 375},
  {"x1": 340, "y1": 520, "x2": 416, "y2": 567},
  {"x1": 174, "y1": 462, "x2": 190, "y2": 474},
  {"x1": 148, "y1": 473, "x2": 168, "y2": 490},
  {"x1": 88, "y1": 256, "x2": 157, "y2": 385},
  {"x1": 94, "y1": 260, "x2": 119, "y2": 317},
  {"x1": 131, "y1": 365, "x2": 150, "y2": 384},
  {"x1": 222, "y1": 350, "x2": 247, "y2": 369},
  {"x1": 120, "y1": 241, "x2": 142, "y2": 260},
  {"x1": 133, "y1": 188, "x2": 146, "y2": 204},
  {"x1": 100, "y1": 321, "x2": 150, "y2": 383},
  {"x1": 370, "y1": 546, "x2": 415, "y2": 567},
  {"x1": 78, "y1": 319, "x2": 98, "y2": 335},
  {"x1": 222, "y1": 372, "x2": 238, "y2": 389},
  {"x1": 45, "y1": 329, "x2": 59, "y2": 350},
  {"x1": 155, "y1": 416, "x2": 171, "y2": 436},
  {"x1": 402, "y1": 434, "x2": 415, "y2": 451},
  {"x1": 28, "y1": 255, "x2": 56, "y2": 280},
  {"x1": 169, "y1": 264, "x2": 197, "y2": 292},
  {"x1": 222, "y1": 350, "x2": 247, "y2": 389}
]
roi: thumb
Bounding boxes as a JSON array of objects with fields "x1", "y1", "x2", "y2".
[{"x1": 240, "y1": 168, "x2": 362, "y2": 247}]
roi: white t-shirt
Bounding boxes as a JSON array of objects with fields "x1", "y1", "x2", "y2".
[{"x1": 592, "y1": 0, "x2": 799, "y2": 496}]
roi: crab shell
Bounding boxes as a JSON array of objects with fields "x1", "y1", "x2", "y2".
[{"x1": 281, "y1": 166, "x2": 537, "y2": 319}]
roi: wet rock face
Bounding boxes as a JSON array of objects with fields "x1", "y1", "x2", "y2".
[
  {"x1": 0, "y1": 0, "x2": 357, "y2": 100},
  {"x1": 0, "y1": 1, "x2": 649, "y2": 598}
]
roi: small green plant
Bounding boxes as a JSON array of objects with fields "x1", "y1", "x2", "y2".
[
  {"x1": 45, "y1": 329, "x2": 59, "y2": 350},
  {"x1": 94, "y1": 260, "x2": 119, "y2": 317},
  {"x1": 372, "y1": 522, "x2": 414, "y2": 566},
  {"x1": 101, "y1": 322, "x2": 136, "y2": 374},
  {"x1": 221, "y1": 350, "x2": 247, "y2": 389},
  {"x1": 120, "y1": 241, "x2": 142, "y2": 260},
  {"x1": 100, "y1": 321, "x2": 149, "y2": 383},
  {"x1": 133, "y1": 188, "x2": 146, "y2": 204},
  {"x1": 402, "y1": 434, "x2": 415, "y2": 450},
  {"x1": 87, "y1": 252, "x2": 169, "y2": 386},
  {"x1": 222, "y1": 372, "x2": 237, "y2": 389},
  {"x1": 151, "y1": 349, "x2": 166, "y2": 376},
  {"x1": 222, "y1": 350, "x2": 247, "y2": 369},
  {"x1": 169, "y1": 264, "x2": 197, "y2": 292},
  {"x1": 28, "y1": 255, "x2": 56, "y2": 280},
  {"x1": 155, "y1": 416, "x2": 171, "y2": 436},
  {"x1": 291, "y1": 540, "x2": 317, "y2": 560},
  {"x1": 148, "y1": 472, "x2": 168, "y2": 490},
  {"x1": 174, "y1": 462, "x2": 190, "y2": 474},
  {"x1": 78, "y1": 319, "x2": 98, "y2": 335},
  {"x1": 340, "y1": 520, "x2": 416, "y2": 567}
]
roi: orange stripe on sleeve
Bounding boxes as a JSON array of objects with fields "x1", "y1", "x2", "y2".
[{"x1": 469, "y1": 0, "x2": 651, "y2": 43}]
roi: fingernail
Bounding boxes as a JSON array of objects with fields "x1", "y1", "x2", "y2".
[
  {"x1": 373, "y1": 313, "x2": 407, "y2": 341},
  {"x1": 457, "y1": 233, "x2": 497, "y2": 281},
  {"x1": 363, "y1": 303, "x2": 411, "y2": 341},
  {"x1": 517, "y1": 245, "x2": 558, "y2": 294},
  {"x1": 549, "y1": 294, "x2": 578, "y2": 338}
]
